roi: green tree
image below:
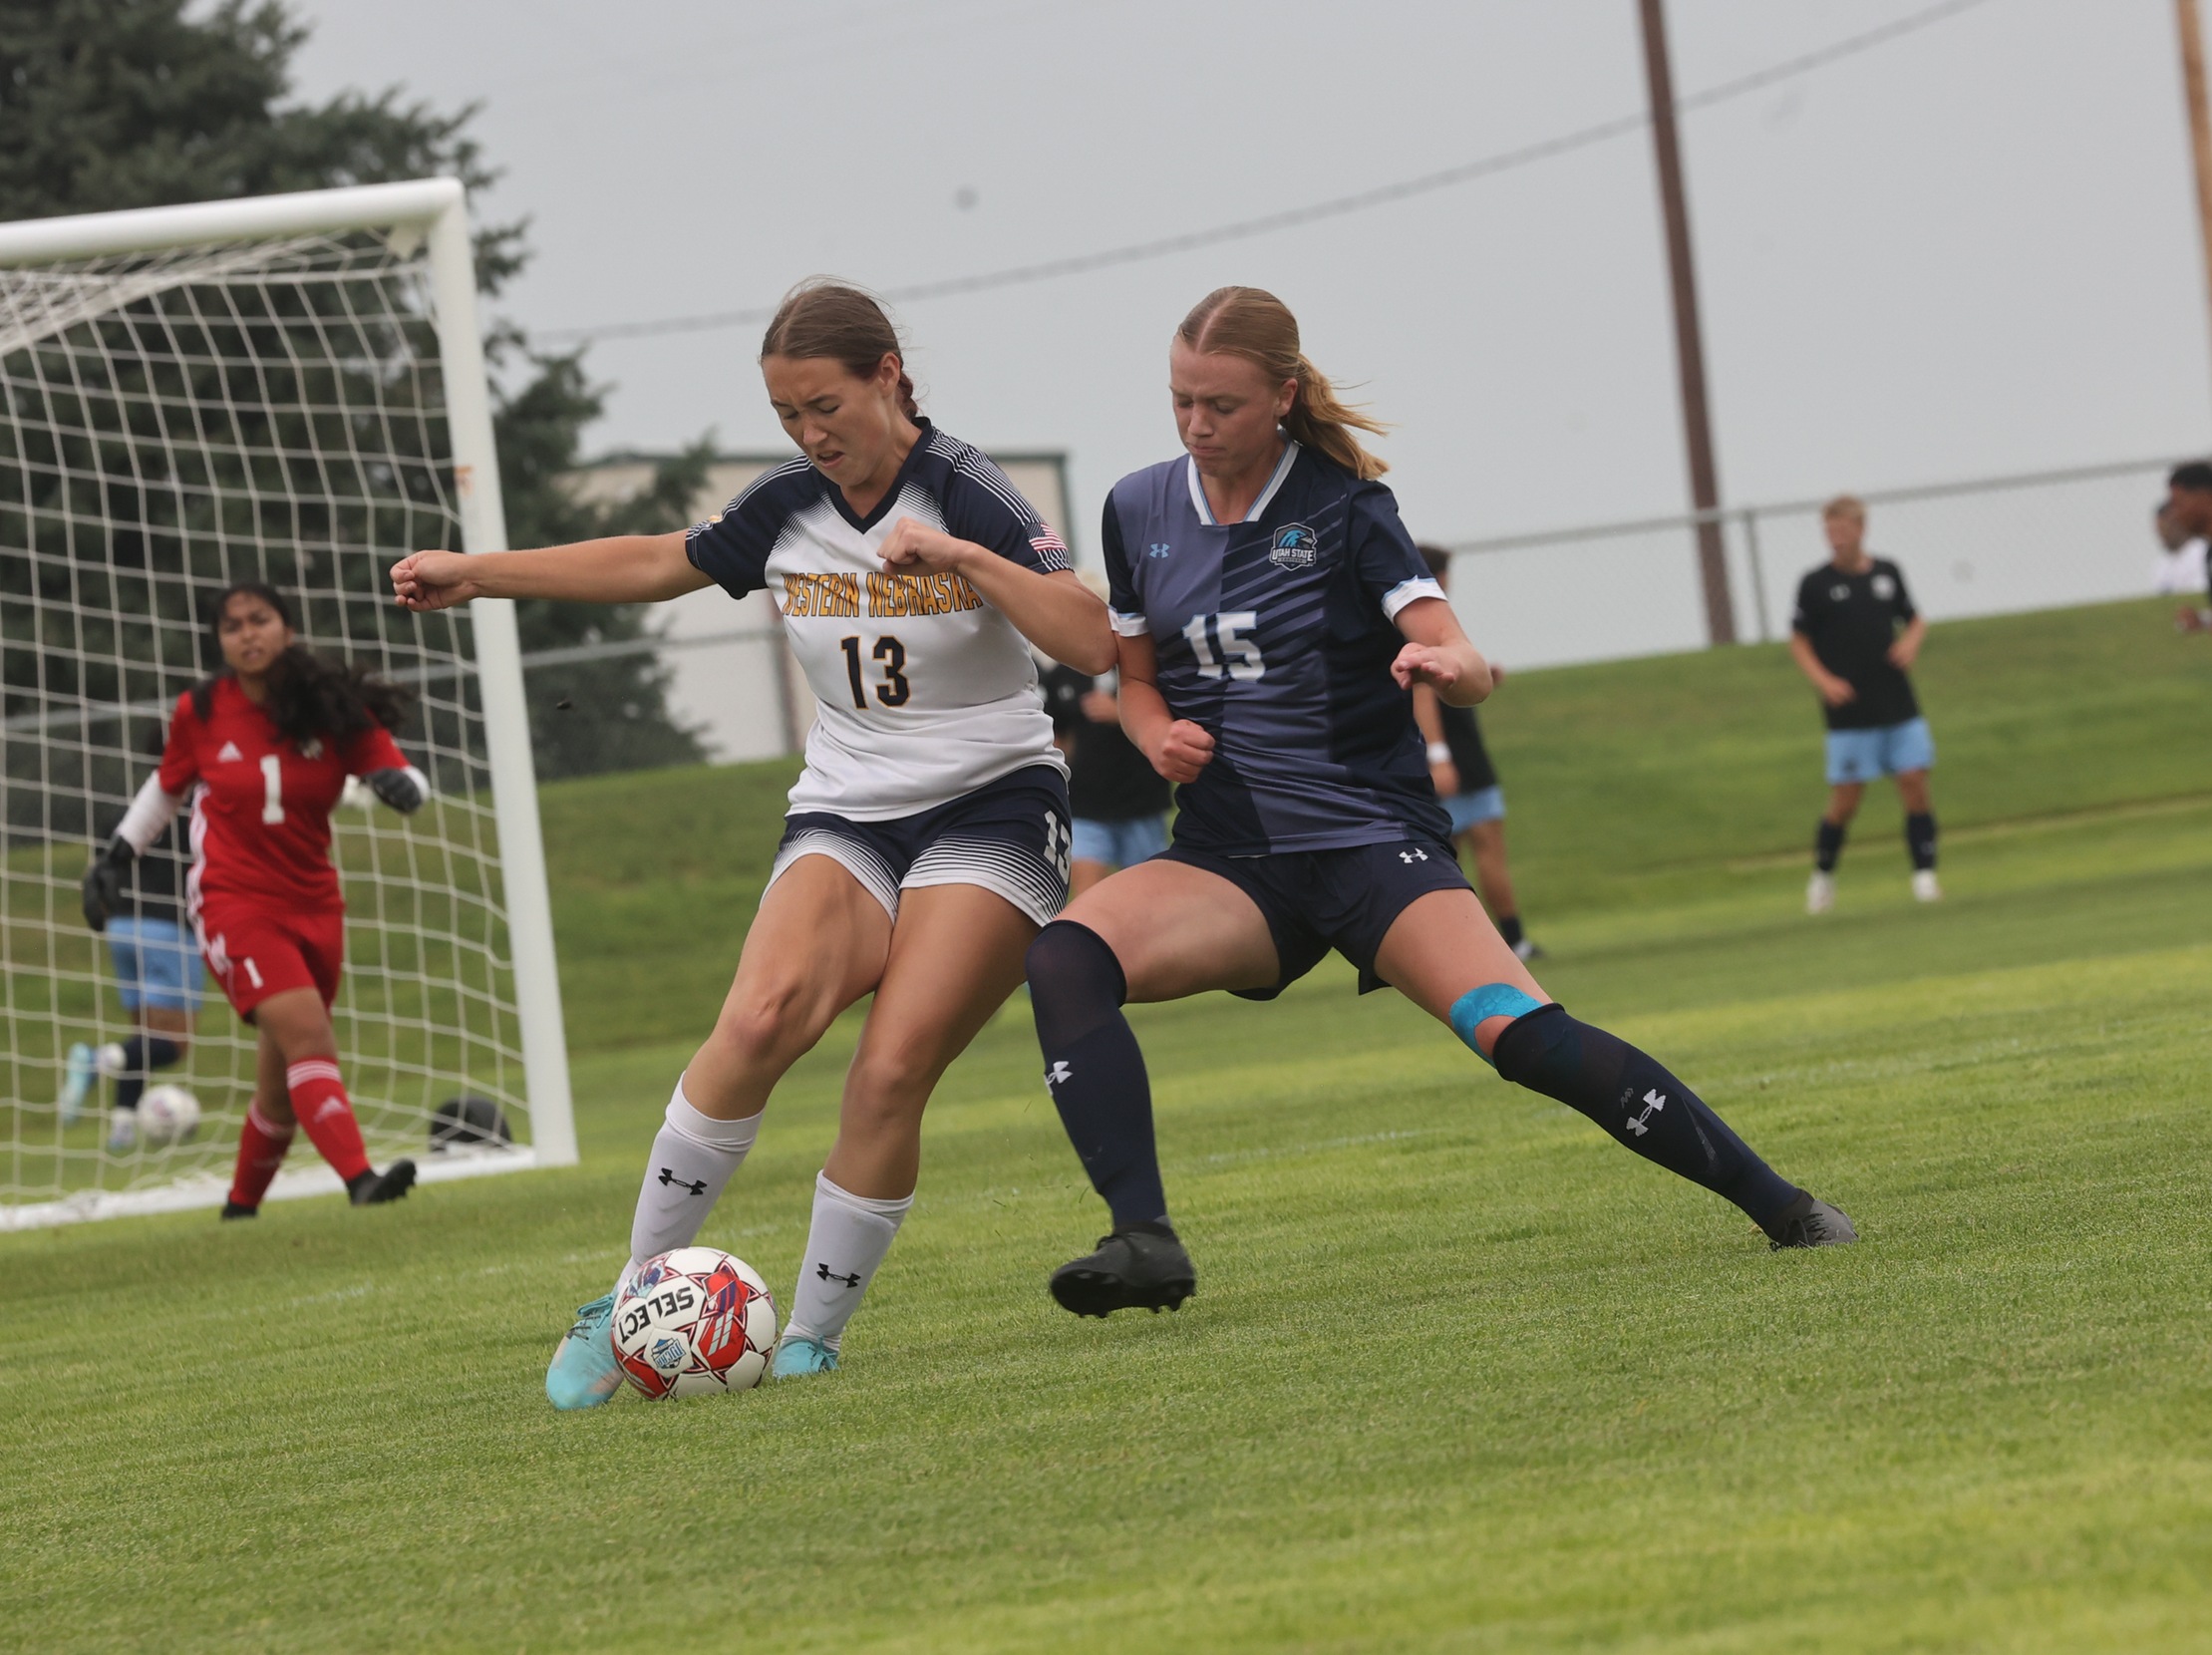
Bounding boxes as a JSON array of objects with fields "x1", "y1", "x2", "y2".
[{"x1": 0, "y1": 0, "x2": 705, "y2": 781}]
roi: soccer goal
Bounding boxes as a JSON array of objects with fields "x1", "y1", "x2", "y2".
[{"x1": 0, "y1": 179, "x2": 574, "y2": 1227}]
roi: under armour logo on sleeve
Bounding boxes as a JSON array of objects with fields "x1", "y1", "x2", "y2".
[{"x1": 1046, "y1": 1061, "x2": 1073, "y2": 1088}]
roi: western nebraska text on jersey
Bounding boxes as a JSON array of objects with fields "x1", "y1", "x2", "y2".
[{"x1": 782, "y1": 569, "x2": 987, "y2": 619}]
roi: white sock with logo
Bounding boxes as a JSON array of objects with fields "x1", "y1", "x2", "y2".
[
  {"x1": 616, "y1": 1078, "x2": 761, "y2": 1296},
  {"x1": 784, "y1": 1171, "x2": 912, "y2": 1350}
]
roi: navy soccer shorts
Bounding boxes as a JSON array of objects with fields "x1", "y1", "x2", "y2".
[
  {"x1": 1158, "y1": 837, "x2": 1473, "y2": 999},
  {"x1": 769, "y1": 764, "x2": 1073, "y2": 928}
]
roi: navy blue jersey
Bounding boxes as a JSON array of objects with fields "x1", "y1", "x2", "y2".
[{"x1": 1103, "y1": 442, "x2": 1450, "y2": 853}]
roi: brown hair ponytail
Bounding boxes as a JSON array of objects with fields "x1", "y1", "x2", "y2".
[
  {"x1": 760, "y1": 278, "x2": 919, "y2": 419},
  {"x1": 1176, "y1": 286, "x2": 1389, "y2": 480}
]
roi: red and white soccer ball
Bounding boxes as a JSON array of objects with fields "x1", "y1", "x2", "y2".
[{"x1": 612, "y1": 1247, "x2": 777, "y2": 1400}]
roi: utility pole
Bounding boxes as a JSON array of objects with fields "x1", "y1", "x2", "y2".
[
  {"x1": 2176, "y1": 0, "x2": 2212, "y2": 391},
  {"x1": 1638, "y1": 0, "x2": 1737, "y2": 645}
]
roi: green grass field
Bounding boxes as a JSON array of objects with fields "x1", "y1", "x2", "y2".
[{"x1": 4, "y1": 598, "x2": 2210, "y2": 1652}]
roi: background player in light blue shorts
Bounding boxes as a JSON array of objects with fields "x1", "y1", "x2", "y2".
[
  {"x1": 1788, "y1": 496, "x2": 1940, "y2": 912},
  {"x1": 61, "y1": 787, "x2": 202, "y2": 1152}
]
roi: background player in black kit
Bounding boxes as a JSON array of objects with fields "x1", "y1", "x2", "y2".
[
  {"x1": 1411, "y1": 544, "x2": 1540, "y2": 960},
  {"x1": 1024, "y1": 286, "x2": 1856, "y2": 1319},
  {"x1": 1790, "y1": 495, "x2": 1937, "y2": 913},
  {"x1": 1041, "y1": 574, "x2": 1173, "y2": 895}
]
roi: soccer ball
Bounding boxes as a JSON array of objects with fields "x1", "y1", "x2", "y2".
[
  {"x1": 139, "y1": 1084, "x2": 201, "y2": 1147},
  {"x1": 611, "y1": 1247, "x2": 777, "y2": 1400}
]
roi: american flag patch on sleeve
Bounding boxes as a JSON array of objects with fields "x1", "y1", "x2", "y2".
[{"x1": 1029, "y1": 526, "x2": 1072, "y2": 570}]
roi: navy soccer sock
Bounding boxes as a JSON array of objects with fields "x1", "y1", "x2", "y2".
[
  {"x1": 1905, "y1": 811, "x2": 1937, "y2": 871},
  {"x1": 1492, "y1": 1005, "x2": 1803, "y2": 1234},
  {"x1": 113, "y1": 1035, "x2": 182, "y2": 1114},
  {"x1": 1498, "y1": 913, "x2": 1526, "y2": 949},
  {"x1": 1026, "y1": 921, "x2": 1170, "y2": 1233},
  {"x1": 1814, "y1": 820, "x2": 1847, "y2": 873}
]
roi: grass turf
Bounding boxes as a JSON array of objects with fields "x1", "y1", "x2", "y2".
[{"x1": 3, "y1": 598, "x2": 2210, "y2": 1651}]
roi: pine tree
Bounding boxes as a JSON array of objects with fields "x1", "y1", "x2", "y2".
[{"x1": 0, "y1": 0, "x2": 706, "y2": 780}]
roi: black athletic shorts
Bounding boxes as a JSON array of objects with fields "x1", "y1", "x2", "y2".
[
  {"x1": 1158, "y1": 837, "x2": 1472, "y2": 1000},
  {"x1": 770, "y1": 764, "x2": 1072, "y2": 928}
]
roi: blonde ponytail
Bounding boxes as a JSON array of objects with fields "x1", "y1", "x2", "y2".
[
  {"x1": 1285, "y1": 353, "x2": 1390, "y2": 481},
  {"x1": 1176, "y1": 286, "x2": 1390, "y2": 481}
]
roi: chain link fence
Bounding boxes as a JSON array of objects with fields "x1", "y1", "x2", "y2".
[
  {"x1": 517, "y1": 456, "x2": 2185, "y2": 761},
  {"x1": 1433, "y1": 457, "x2": 2176, "y2": 669}
]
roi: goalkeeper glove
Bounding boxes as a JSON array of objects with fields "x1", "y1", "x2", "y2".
[
  {"x1": 80, "y1": 840, "x2": 135, "y2": 933},
  {"x1": 363, "y1": 768, "x2": 426, "y2": 814}
]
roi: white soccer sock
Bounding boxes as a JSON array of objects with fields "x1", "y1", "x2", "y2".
[
  {"x1": 784, "y1": 1171, "x2": 912, "y2": 1350},
  {"x1": 617, "y1": 1078, "x2": 761, "y2": 1294}
]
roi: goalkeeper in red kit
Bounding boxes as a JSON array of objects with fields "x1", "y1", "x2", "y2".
[{"x1": 82, "y1": 582, "x2": 427, "y2": 1217}]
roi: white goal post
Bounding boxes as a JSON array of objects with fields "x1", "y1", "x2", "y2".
[{"x1": 0, "y1": 178, "x2": 574, "y2": 1227}]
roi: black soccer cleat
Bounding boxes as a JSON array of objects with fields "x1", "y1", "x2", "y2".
[
  {"x1": 1765, "y1": 1192, "x2": 1857, "y2": 1250},
  {"x1": 219, "y1": 1201, "x2": 257, "y2": 1221},
  {"x1": 348, "y1": 1158, "x2": 417, "y2": 1206},
  {"x1": 1050, "y1": 1225, "x2": 1197, "y2": 1318}
]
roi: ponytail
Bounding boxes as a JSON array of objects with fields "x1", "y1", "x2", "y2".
[
  {"x1": 1176, "y1": 286, "x2": 1390, "y2": 481},
  {"x1": 1285, "y1": 354, "x2": 1390, "y2": 482}
]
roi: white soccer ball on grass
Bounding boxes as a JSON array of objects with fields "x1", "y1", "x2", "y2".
[{"x1": 138, "y1": 1085, "x2": 201, "y2": 1148}]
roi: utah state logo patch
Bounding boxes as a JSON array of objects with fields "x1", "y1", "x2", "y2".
[{"x1": 1269, "y1": 522, "x2": 1318, "y2": 570}]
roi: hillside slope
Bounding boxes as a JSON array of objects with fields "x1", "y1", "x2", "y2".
[{"x1": 538, "y1": 596, "x2": 2209, "y2": 1053}]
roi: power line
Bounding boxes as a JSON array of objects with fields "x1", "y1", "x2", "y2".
[{"x1": 538, "y1": 0, "x2": 1999, "y2": 346}]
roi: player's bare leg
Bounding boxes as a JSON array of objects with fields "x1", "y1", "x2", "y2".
[
  {"x1": 1461, "y1": 821, "x2": 1537, "y2": 959},
  {"x1": 1027, "y1": 857, "x2": 1279, "y2": 1316},
  {"x1": 774, "y1": 882, "x2": 1038, "y2": 1374},
  {"x1": 1809, "y1": 781, "x2": 1865, "y2": 913},
  {"x1": 1376, "y1": 889, "x2": 1853, "y2": 1248},
  {"x1": 683, "y1": 854, "x2": 893, "y2": 1122}
]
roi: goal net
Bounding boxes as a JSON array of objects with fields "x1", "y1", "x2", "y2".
[{"x1": 0, "y1": 180, "x2": 573, "y2": 1227}]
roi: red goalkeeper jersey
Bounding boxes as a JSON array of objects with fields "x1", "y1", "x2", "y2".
[{"x1": 158, "y1": 678, "x2": 409, "y2": 915}]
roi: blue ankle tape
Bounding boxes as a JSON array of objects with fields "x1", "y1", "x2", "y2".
[{"x1": 1449, "y1": 983, "x2": 1547, "y2": 1067}]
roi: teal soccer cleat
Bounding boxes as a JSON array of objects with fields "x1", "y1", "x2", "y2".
[
  {"x1": 544, "y1": 1293, "x2": 623, "y2": 1410},
  {"x1": 57, "y1": 1043, "x2": 96, "y2": 1126},
  {"x1": 771, "y1": 1334, "x2": 839, "y2": 1379}
]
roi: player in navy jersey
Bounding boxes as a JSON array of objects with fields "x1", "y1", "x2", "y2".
[
  {"x1": 393, "y1": 282, "x2": 1111, "y2": 1400},
  {"x1": 1024, "y1": 287, "x2": 1856, "y2": 1316}
]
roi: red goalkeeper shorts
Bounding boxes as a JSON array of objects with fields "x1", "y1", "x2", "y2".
[{"x1": 195, "y1": 901, "x2": 345, "y2": 1019}]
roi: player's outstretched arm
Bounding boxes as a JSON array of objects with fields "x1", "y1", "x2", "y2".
[
  {"x1": 390, "y1": 531, "x2": 711, "y2": 612},
  {"x1": 877, "y1": 518, "x2": 1114, "y2": 673},
  {"x1": 1390, "y1": 597, "x2": 1491, "y2": 708}
]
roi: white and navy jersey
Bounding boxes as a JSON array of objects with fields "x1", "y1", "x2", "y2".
[
  {"x1": 687, "y1": 422, "x2": 1074, "y2": 821},
  {"x1": 1104, "y1": 442, "x2": 1451, "y2": 854}
]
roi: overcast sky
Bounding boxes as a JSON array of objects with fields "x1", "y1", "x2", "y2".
[{"x1": 287, "y1": 0, "x2": 2212, "y2": 556}]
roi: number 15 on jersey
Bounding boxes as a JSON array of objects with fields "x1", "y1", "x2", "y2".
[{"x1": 1182, "y1": 611, "x2": 1264, "y2": 681}]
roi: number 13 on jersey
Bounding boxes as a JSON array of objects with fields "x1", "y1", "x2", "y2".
[{"x1": 838, "y1": 634, "x2": 911, "y2": 709}]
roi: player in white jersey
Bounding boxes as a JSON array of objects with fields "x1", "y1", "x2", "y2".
[{"x1": 392, "y1": 282, "x2": 1111, "y2": 1399}]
